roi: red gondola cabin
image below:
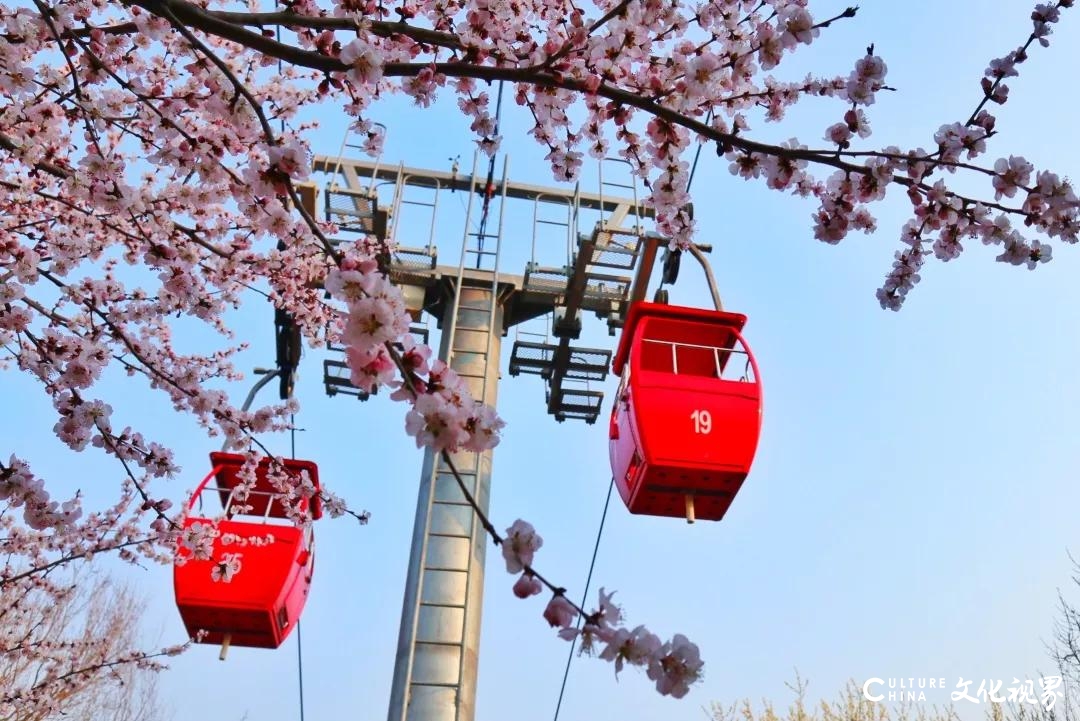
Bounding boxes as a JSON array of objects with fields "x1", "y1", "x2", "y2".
[
  {"x1": 173, "y1": 452, "x2": 322, "y2": 651},
  {"x1": 608, "y1": 301, "x2": 763, "y2": 522}
]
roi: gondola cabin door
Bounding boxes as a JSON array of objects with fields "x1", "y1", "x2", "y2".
[{"x1": 609, "y1": 302, "x2": 762, "y2": 521}]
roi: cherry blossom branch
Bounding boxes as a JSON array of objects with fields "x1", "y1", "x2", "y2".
[
  {"x1": 654, "y1": 7, "x2": 861, "y2": 102},
  {"x1": 32, "y1": 270, "x2": 294, "y2": 455},
  {"x1": 0, "y1": 536, "x2": 157, "y2": 588},
  {"x1": 66, "y1": 12, "x2": 463, "y2": 51},
  {"x1": 106, "y1": 2, "x2": 963, "y2": 195},
  {"x1": 963, "y1": 2, "x2": 1063, "y2": 129},
  {"x1": 31, "y1": 0, "x2": 85, "y2": 101},
  {"x1": 0, "y1": 132, "x2": 71, "y2": 178},
  {"x1": 0, "y1": 643, "x2": 191, "y2": 707},
  {"x1": 0, "y1": 144, "x2": 235, "y2": 262},
  {"x1": 90, "y1": 423, "x2": 179, "y2": 530},
  {"x1": 149, "y1": 0, "x2": 339, "y2": 262},
  {"x1": 106, "y1": 0, "x2": 1011, "y2": 208},
  {"x1": 318, "y1": 492, "x2": 370, "y2": 523},
  {"x1": 212, "y1": 10, "x2": 463, "y2": 51},
  {"x1": 541, "y1": 0, "x2": 633, "y2": 68}
]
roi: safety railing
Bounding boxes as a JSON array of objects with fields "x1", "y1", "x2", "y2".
[
  {"x1": 190, "y1": 466, "x2": 317, "y2": 528},
  {"x1": 639, "y1": 337, "x2": 756, "y2": 383}
]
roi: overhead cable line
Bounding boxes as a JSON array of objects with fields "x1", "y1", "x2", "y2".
[
  {"x1": 475, "y1": 81, "x2": 506, "y2": 268},
  {"x1": 552, "y1": 477, "x2": 616, "y2": 721}
]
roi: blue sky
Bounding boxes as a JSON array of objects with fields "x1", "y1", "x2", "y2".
[{"x1": 5, "y1": 1, "x2": 1080, "y2": 720}]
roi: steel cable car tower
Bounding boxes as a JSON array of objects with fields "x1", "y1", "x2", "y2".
[{"x1": 310, "y1": 142, "x2": 658, "y2": 721}]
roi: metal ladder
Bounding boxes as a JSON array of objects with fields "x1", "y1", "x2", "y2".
[
  {"x1": 539, "y1": 157, "x2": 647, "y2": 420},
  {"x1": 530, "y1": 189, "x2": 579, "y2": 272},
  {"x1": 327, "y1": 121, "x2": 386, "y2": 198},
  {"x1": 521, "y1": 190, "x2": 577, "y2": 307},
  {"x1": 597, "y1": 156, "x2": 644, "y2": 234},
  {"x1": 389, "y1": 150, "x2": 509, "y2": 721},
  {"x1": 511, "y1": 190, "x2": 599, "y2": 384},
  {"x1": 387, "y1": 163, "x2": 440, "y2": 268},
  {"x1": 322, "y1": 122, "x2": 389, "y2": 239}
]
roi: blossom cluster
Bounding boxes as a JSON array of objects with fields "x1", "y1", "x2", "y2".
[
  {"x1": 176, "y1": 519, "x2": 277, "y2": 563},
  {"x1": 173, "y1": 451, "x2": 326, "y2": 583},
  {"x1": 323, "y1": 248, "x2": 506, "y2": 453},
  {"x1": 0, "y1": 561, "x2": 193, "y2": 717},
  {"x1": 501, "y1": 520, "x2": 704, "y2": 698},
  {"x1": 0, "y1": 455, "x2": 83, "y2": 531}
]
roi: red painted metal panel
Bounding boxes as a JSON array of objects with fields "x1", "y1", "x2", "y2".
[{"x1": 173, "y1": 517, "x2": 312, "y2": 648}]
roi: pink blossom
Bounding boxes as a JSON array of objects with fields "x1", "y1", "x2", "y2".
[
  {"x1": 180, "y1": 521, "x2": 216, "y2": 561},
  {"x1": 211, "y1": 552, "x2": 243, "y2": 583},
  {"x1": 404, "y1": 393, "x2": 469, "y2": 451},
  {"x1": 462, "y1": 403, "x2": 507, "y2": 452},
  {"x1": 647, "y1": 634, "x2": 703, "y2": 698},
  {"x1": 600, "y1": 625, "x2": 662, "y2": 676},
  {"x1": 399, "y1": 334, "x2": 432, "y2": 377},
  {"x1": 344, "y1": 296, "x2": 411, "y2": 350},
  {"x1": 778, "y1": 6, "x2": 818, "y2": 48},
  {"x1": 325, "y1": 266, "x2": 377, "y2": 302},
  {"x1": 512, "y1": 573, "x2": 543, "y2": 598},
  {"x1": 339, "y1": 38, "x2": 383, "y2": 86},
  {"x1": 543, "y1": 594, "x2": 577, "y2": 628},
  {"x1": 346, "y1": 344, "x2": 397, "y2": 394},
  {"x1": 501, "y1": 519, "x2": 543, "y2": 573}
]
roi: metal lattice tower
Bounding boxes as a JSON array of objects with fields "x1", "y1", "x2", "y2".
[{"x1": 310, "y1": 149, "x2": 658, "y2": 721}]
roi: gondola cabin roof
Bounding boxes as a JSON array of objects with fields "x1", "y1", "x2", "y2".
[{"x1": 612, "y1": 301, "x2": 749, "y2": 376}]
